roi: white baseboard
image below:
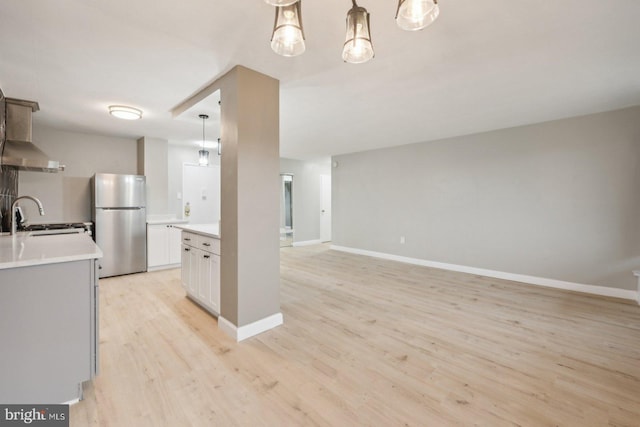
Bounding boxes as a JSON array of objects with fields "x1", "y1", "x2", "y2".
[
  {"x1": 632, "y1": 271, "x2": 640, "y2": 305},
  {"x1": 218, "y1": 312, "x2": 283, "y2": 342},
  {"x1": 331, "y1": 245, "x2": 639, "y2": 303},
  {"x1": 292, "y1": 239, "x2": 322, "y2": 247},
  {"x1": 147, "y1": 263, "x2": 180, "y2": 272}
]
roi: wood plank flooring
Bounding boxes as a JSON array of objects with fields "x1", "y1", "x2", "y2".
[{"x1": 71, "y1": 245, "x2": 640, "y2": 426}]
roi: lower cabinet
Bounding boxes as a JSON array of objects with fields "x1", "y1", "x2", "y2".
[
  {"x1": 181, "y1": 244, "x2": 197, "y2": 295},
  {"x1": 0, "y1": 259, "x2": 99, "y2": 404},
  {"x1": 199, "y1": 250, "x2": 220, "y2": 314},
  {"x1": 181, "y1": 231, "x2": 220, "y2": 316},
  {"x1": 148, "y1": 223, "x2": 183, "y2": 270}
]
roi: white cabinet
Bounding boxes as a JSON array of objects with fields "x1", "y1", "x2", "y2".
[
  {"x1": 181, "y1": 230, "x2": 220, "y2": 316},
  {"x1": 168, "y1": 227, "x2": 182, "y2": 264},
  {"x1": 0, "y1": 259, "x2": 99, "y2": 403},
  {"x1": 181, "y1": 244, "x2": 196, "y2": 293},
  {"x1": 147, "y1": 223, "x2": 183, "y2": 270}
]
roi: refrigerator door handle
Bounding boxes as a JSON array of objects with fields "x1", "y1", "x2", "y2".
[{"x1": 100, "y1": 207, "x2": 144, "y2": 210}]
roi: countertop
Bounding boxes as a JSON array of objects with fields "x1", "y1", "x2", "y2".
[
  {"x1": 146, "y1": 217, "x2": 190, "y2": 225},
  {"x1": 0, "y1": 233, "x2": 103, "y2": 270},
  {"x1": 174, "y1": 223, "x2": 220, "y2": 239}
]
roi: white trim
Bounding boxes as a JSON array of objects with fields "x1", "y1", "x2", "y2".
[
  {"x1": 632, "y1": 271, "x2": 640, "y2": 305},
  {"x1": 64, "y1": 398, "x2": 80, "y2": 406},
  {"x1": 331, "y1": 245, "x2": 639, "y2": 303},
  {"x1": 292, "y1": 239, "x2": 323, "y2": 247},
  {"x1": 218, "y1": 312, "x2": 283, "y2": 342},
  {"x1": 147, "y1": 263, "x2": 180, "y2": 272}
]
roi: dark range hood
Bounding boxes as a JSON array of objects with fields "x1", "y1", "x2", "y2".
[{"x1": 0, "y1": 92, "x2": 64, "y2": 173}]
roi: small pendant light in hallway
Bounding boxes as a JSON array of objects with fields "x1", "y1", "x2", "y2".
[{"x1": 198, "y1": 114, "x2": 210, "y2": 166}]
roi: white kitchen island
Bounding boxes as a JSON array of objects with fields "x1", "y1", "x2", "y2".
[
  {"x1": 174, "y1": 224, "x2": 221, "y2": 316},
  {"x1": 0, "y1": 232, "x2": 102, "y2": 404}
]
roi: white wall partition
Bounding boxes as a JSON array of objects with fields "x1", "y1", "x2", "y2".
[{"x1": 182, "y1": 163, "x2": 220, "y2": 224}]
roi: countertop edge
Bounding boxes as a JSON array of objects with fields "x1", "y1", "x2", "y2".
[
  {"x1": 1, "y1": 252, "x2": 103, "y2": 270},
  {"x1": 146, "y1": 219, "x2": 190, "y2": 225},
  {"x1": 173, "y1": 224, "x2": 220, "y2": 239},
  {"x1": 0, "y1": 234, "x2": 103, "y2": 270}
]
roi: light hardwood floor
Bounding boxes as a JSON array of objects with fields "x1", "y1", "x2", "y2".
[{"x1": 71, "y1": 245, "x2": 640, "y2": 426}]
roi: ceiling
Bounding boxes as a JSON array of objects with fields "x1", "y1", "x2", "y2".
[{"x1": 1, "y1": 0, "x2": 639, "y2": 160}]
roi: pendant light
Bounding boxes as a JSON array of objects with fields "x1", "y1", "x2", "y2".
[
  {"x1": 271, "y1": 1, "x2": 305, "y2": 57},
  {"x1": 342, "y1": 0, "x2": 374, "y2": 64},
  {"x1": 198, "y1": 114, "x2": 210, "y2": 166},
  {"x1": 395, "y1": 0, "x2": 439, "y2": 31},
  {"x1": 264, "y1": 0, "x2": 298, "y2": 6}
]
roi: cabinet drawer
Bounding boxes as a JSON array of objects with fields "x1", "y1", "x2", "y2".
[
  {"x1": 182, "y1": 231, "x2": 197, "y2": 246},
  {"x1": 199, "y1": 236, "x2": 220, "y2": 254}
]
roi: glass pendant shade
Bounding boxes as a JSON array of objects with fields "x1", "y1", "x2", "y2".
[
  {"x1": 264, "y1": 0, "x2": 298, "y2": 6},
  {"x1": 198, "y1": 114, "x2": 209, "y2": 166},
  {"x1": 395, "y1": 0, "x2": 439, "y2": 31},
  {"x1": 271, "y1": 2, "x2": 306, "y2": 57},
  {"x1": 198, "y1": 149, "x2": 210, "y2": 166},
  {"x1": 342, "y1": 1, "x2": 374, "y2": 64}
]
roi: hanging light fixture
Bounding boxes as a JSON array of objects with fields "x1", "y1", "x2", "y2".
[
  {"x1": 198, "y1": 114, "x2": 210, "y2": 166},
  {"x1": 271, "y1": 1, "x2": 305, "y2": 57},
  {"x1": 264, "y1": 0, "x2": 297, "y2": 6},
  {"x1": 265, "y1": 0, "x2": 442, "y2": 62},
  {"x1": 395, "y1": 0, "x2": 439, "y2": 31},
  {"x1": 342, "y1": 0, "x2": 374, "y2": 64}
]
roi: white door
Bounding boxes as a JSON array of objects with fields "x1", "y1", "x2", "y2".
[
  {"x1": 320, "y1": 174, "x2": 332, "y2": 242},
  {"x1": 183, "y1": 164, "x2": 220, "y2": 224}
]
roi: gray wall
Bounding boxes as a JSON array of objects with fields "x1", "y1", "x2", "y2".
[
  {"x1": 280, "y1": 157, "x2": 331, "y2": 243},
  {"x1": 332, "y1": 106, "x2": 640, "y2": 291},
  {"x1": 137, "y1": 137, "x2": 169, "y2": 216},
  {"x1": 18, "y1": 126, "x2": 137, "y2": 222}
]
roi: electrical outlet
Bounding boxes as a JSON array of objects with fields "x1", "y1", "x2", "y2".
[{"x1": 400, "y1": 236, "x2": 405, "y2": 244}]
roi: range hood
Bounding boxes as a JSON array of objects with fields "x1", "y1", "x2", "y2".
[{"x1": 0, "y1": 96, "x2": 64, "y2": 173}]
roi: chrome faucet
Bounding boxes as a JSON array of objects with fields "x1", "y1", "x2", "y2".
[{"x1": 11, "y1": 196, "x2": 45, "y2": 235}]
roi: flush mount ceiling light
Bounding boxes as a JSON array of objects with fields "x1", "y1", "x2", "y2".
[
  {"x1": 266, "y1": 0, "x2": 442, "y2": 63},
  {"x1": 108, "y1": 105, "x2": 142, "y2": 120},
  {"x1": 395, "y1": 0, "x2": 439, "y2": 31},
  {"x1": 270, "y1": 1, "x2": 305, "y2": 57},
  {"x1": 342, "y1": 0, "x2": 374, "y2": 64},
  {"x1": 198, "y1": 114, "x2": 210, "y2": 166}
]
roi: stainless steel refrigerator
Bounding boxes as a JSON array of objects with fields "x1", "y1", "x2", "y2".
[{"x1": 92, "y1": 173, "x2": 147, "y2": 278}]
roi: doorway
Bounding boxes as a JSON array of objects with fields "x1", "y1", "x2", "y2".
[
  {"x1": 320, "y1": 174, "x2": 332, "y2": 242},
  {"x1": 280, "y1": 174, "x2": 293, "y2": 247}
]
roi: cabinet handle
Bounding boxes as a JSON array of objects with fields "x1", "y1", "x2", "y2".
[
  {"x1": 202, "y1": 243, "x2": 211, "y2": 247},
  {"x1": 184, "y1": 238, "x2": 191, "y2": 241},
  {"x1": 203, "y1": 255, "x2": 210, "y2": 259},
  {"x1": 184, "y1": 248, "x2": 190, "y2": 252}
]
